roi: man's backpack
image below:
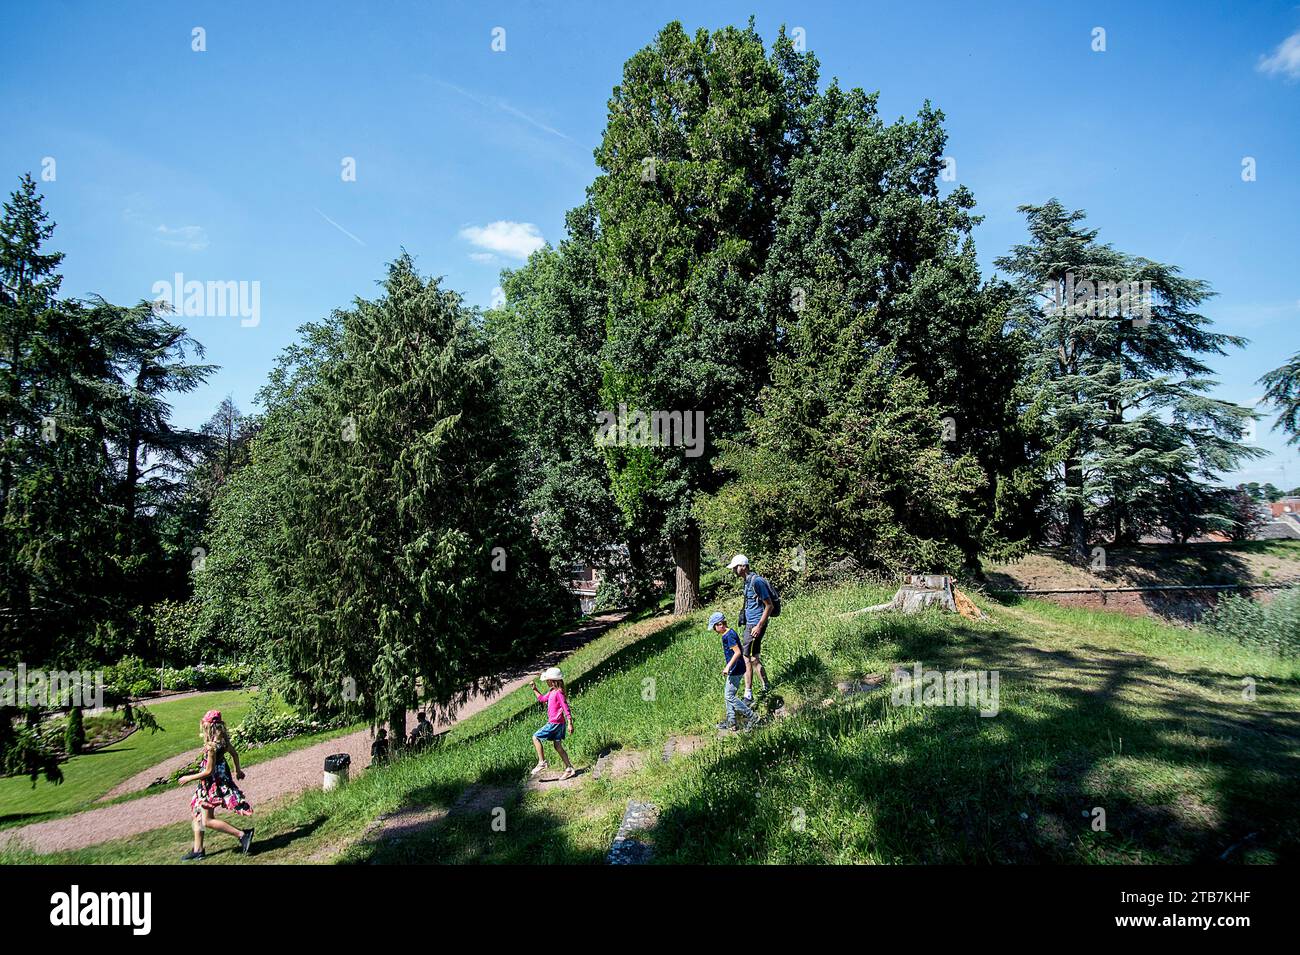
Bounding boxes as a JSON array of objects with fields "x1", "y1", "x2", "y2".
[{"x1": 743, "y1": 573, "x2": 782, "y2": 619}]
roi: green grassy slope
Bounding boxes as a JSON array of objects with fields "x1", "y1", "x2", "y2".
[{"x1": 5, "y1": 580, "x2": 1297, "y2": 864}]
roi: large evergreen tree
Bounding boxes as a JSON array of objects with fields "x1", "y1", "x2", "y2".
[
  {"x1": 1259, "y1": 354, "x2": 1300, "y2": 446},
  {"x1": 696, "y1": 83, "x2": 1036, "y2": 575},
  {"x1": 199, "y1": 256, "x2": 569, "y2": 733},
  {"x1": 0, "y1": 176, "x2": 125, "y2": 667},
  {"x1": 996, "y1": 201, "x2": 1261, "y2": 558},
  {"x1": 1, "y1": 175, "x2": 219, "y2": 670},
  {"x1": 591, "y1": 21, "x2": 818, "y2": 612}
]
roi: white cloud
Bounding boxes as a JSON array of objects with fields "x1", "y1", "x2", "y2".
[
  {"x1": 154, "y1": 224, "x2": 209, "y2": 251},
  {"x1": 468, "y1": 251, "x2": 498, "y2": 264},
  {"x1": 1259, "y1": 30, "x2": 1300, "y2": 79},
  {"x1": 459, "y1": 221, "x2": 545, "y2": 260}
]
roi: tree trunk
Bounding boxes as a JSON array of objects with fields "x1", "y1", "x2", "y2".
[
  {"x1": 671, "y1": 523, "x2": 701, "y2": 615},
  {"x1": 1064, "y1": 454, "x2": 1088, "y2": 564},
  {"x1": 123, "y1": 366, "x2": 143, "y2": 531},
  {"x1": 626, "y1": 537, "x2": 649, "y2": 604},
  {"x1": 388, "y1": 706, "x2": 406, "y2": 752}
]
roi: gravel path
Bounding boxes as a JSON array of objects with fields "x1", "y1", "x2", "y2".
[
  {"x1": 0, "y1": 612, "x2": 630, "y2": 855},
  {"x1": 98, "y1": 749, "x2": 211, "y2": 802}
]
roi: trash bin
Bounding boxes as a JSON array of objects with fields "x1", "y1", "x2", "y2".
[{"x1": 323, "y1": 753, "x2": 351, "y2": 791}]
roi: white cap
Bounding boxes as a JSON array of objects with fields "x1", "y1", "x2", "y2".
[
  {"x1": 727, "y1": 554, "x2": 749, "y2": 570},
  {"x1": 541, "y1": 666, "x2": 564, "y2": 681}
]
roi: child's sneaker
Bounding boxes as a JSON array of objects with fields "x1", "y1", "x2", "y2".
[
  {"x1": 560, "y1": 766, "x2": 577, "y2": 781},
  {"x1": 715, "y1": 720, "x2": 735, "y2": 731},
  {"x1": 180, "y1": 849, "x2": 205, "y2": 862},
  {"x1": 529, "y1": 761, "x2": 548, "y2": 776},
  {"x1": 239, "y1": 828, "x2": 255, "y2": 855}
]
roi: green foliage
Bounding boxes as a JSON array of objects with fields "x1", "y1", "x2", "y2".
[
  {"x1": 487, "y1": 205, "x2": 629, "y2": 577},
  {"x1": 63, "y1": 705, "x2": 85, "y2": 755},
  {"x1": 996, "y1": 200, "x2": 1261, "y2": 558},
  {"x1": 149, "y1": 599, "x2": 202, "y2": 664},
  {"x1": 104, "y1": 655, "x2": 156, "y2": 700},
  {"x1": 159, "y1": 661, "x2": 249, "y2": 691},
  {"x1": 590, "y1": 22, "x2": 820, "y2": 605},
  {"x1": 1202, "y1": 589, "x2": 1300, "y2": 657},
  {"x1": 126, "y1": 703, "x2": 160, "y2": 734},
  {"x1": 228, "y1": 690, "x2": 347, "y2": 749},
  {"x1": 1259, "y1": 352, "x2": 1300, "y2": 445},
  {"x1": 0, "y1": 174, "x2": 217, "y2": 672},
  {"x1": 0, "y1": 727, "x2": 63, "y2": 787},
  {"x1": 197, "y1": 255, "x2": 571, "y2": 724},
  {"x1": 697, "y1": 81, "x2": 1034, "y2": 575}
]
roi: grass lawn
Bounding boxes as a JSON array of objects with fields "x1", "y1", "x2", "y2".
[
  {"x1": 4, "y1": 578, "x2": 1298, "y2": 864},
  {"x1": 0, "y1": 689, "x2": 362, "y2": 830}
]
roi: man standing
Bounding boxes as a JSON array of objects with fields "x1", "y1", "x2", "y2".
[{"x1": 728, "y1": 554, "x2": 772, "y2": 703}]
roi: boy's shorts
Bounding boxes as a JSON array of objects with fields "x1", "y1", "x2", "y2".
[
  {"x1": 741, "y1": 624, "x2": 763, "y2": 659},
  {"x1": 534, "y1": 722, "x2": 567, "y2": 741}
]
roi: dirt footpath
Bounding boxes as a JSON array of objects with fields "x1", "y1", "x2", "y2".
[{"x1": 0, "y1": 612, "x2": 631, "y2": 855}]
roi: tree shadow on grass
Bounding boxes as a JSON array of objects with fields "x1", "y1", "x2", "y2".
[
  {"x1": 0, "y1": 810, "x2": 57, "y2": 827},
  {"x1": 343, "y1": 778, "x2": 608, "y2": 865},
  {"x1": 652, "y1": 623, "x2": 1300, "y2": 865},
  {"x1": 778, "y1": 653, "x2": 831, "y2": 698}
]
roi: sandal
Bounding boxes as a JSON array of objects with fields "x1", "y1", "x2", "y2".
[{"x1": 529, "y1": 761, "x2": 548, "y2": 776}]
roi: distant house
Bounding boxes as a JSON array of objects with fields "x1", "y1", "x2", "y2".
[
  {"x1": 1271, "y1": 497, "x2": 1300, "y2": 518},
  {"x1": 564, "y1": 544, "x2": 637, "y2": 614},
  {"x1": 566, "y1": 562, "x2": 600, "y2": 614}
]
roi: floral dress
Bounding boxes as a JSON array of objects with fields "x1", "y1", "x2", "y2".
[{"x1": 190, "y1": 744, "x2": 253, "y2": 816}]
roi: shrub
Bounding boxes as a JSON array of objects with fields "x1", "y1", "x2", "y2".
[
  {"x1": 229, "y1": 691, "x2": 345, "y2": 749},
  {"x1": 64, "y1": 706, "x2": 86, "y2": 755},
  {"x1": 145, "y1": 661, "x2": 252, "y2": 693},
  {"x1": 151, "y1": 598, "x2": 202, "y2": 665},
  {"x1": 161, "y1": 666, "x2": 199, "y2": 691},
  {"x1": 105, "y1": 655, "x2": 157, "y2": 700},
  {"x1": 1201, "y1": 588, "x2": 1300, "y2": 657},
  {"x1": 0, "y1": 727, "x2": 64, "y2": 786}
]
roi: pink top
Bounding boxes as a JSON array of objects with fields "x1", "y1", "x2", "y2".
[{"x1": 536, "y1": 687, "x2": 571, "y2": 724}]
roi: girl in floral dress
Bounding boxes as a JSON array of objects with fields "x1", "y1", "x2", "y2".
[{"x1": 178, "y1": 709, "x2": 254, "y2": 861}]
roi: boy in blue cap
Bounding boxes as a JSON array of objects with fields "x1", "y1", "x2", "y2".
[{"x1": 708, "y1": 611, "x2": 757, "y2": 731}]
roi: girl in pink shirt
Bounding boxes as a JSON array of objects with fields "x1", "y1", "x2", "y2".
[{"x1": 530, "y1": 666, "x2": 575, "y2": 779}]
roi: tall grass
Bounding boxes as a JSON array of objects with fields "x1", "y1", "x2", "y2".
[{"x1": 1200, "y1": 588, "x2": 1300, "y2": 658}]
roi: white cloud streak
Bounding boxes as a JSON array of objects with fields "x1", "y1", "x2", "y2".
[{"x1": 1259, "y1": 30, "x2": 1300, "y2": 79}]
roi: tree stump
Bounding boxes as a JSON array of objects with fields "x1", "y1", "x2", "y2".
[{"x1": 844, "y1": 575, "x2": 986, "y2": 619}]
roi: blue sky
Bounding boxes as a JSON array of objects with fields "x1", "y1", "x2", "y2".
[{"x1": 3, "y1": 0, "x2": 1298, "y2": 486}]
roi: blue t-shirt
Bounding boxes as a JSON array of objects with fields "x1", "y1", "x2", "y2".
[
  {"x1": 743, "y1": 573, "x2": 773, "y2": 627},
  {"x1": 721, "y1": 628, "x2": 745, "y2": 675}
]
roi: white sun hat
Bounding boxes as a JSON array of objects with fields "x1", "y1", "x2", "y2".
[
  {"x1": 727, "y1": 554, "x2": 750, "y2": 570},
  {"x1": 541, "y1": 666, "x2": 564, "y2": 681}
]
